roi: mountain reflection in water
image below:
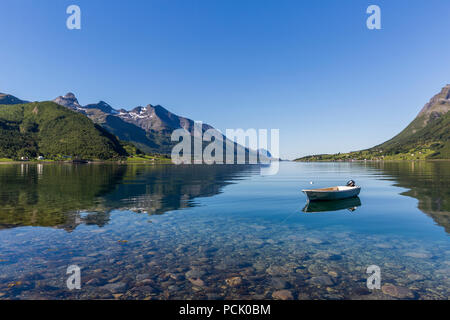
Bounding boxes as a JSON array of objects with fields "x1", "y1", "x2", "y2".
[
  {"x1": 0, "y1": 164, "x2": 258, "y2": 231},
  {"x1": 362, "y1": 161, "x2": 450, "y2": 233},
  {"x1": 0, "y1": 161, "x2": 449, "y2": 234}
]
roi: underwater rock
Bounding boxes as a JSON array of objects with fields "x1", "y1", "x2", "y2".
[
  {"x1": 407, "y1": 273, "x2": 425, "y2": 281},
  {"x1": 327, "y1": 271, "x2": 338, "y2": 278},
  {"x1": 101, "y1": 282, "x2": 127, "y2": 293},
  {"x1": 272, "y1": 290, "x2": 293, "y2": 300},
  {"x1": 309, "y1": 275, "x2": 334, "y2": 287},
  {"x1": 189, "y1": 278, "x2": 205, "y2": 287},
  {"x1": 225, "y1": 277, "x2": 242, "y2": 287},
  {"x1": 270, "y1": 277, "x2": 290, "y2": 290},
  {"x1": 185, "y1": 268, "x2": 206, "y2": 279},
  {"x1": 381, "y1": 284, "x2": 415, "y2": 299}
]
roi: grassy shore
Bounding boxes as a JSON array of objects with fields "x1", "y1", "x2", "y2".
[
  {"x1": 294, "y1": 147, "x2": 446, "y2": 162},
  {"x1": 125, "y1": 154, "x2": 172, "y2": 164},
  {"x1": 0, "y1": 155, "x2": 173, "y2": 164}
]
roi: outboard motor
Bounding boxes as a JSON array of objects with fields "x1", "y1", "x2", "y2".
[{"x1": 346, "y1": 180, "x2": 356, "y2": 187}]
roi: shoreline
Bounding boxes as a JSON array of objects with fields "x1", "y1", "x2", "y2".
[
  {"x1": 294, "y1": 159, "x2": 450, "y2": 163},
  {"x1": 0, "y1": 160, "x2": 173, "y2": 165},
  {"x1": 1, "y1": 159, "x2": 449, "y2": 165}
]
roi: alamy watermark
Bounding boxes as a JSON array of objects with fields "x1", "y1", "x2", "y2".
[
  {"x1": 66, "y1": 265, "x2": 81, "y2": 290},
  {"x1": 170, "y1": 121, "x2": 280, "y2": 174},
  {"x1": 64, "y1": 6, "x2": 381, "y2": 31},
  {"x1": 66, "y1": 5, "x2": 81, "y2": 30},
  {"x1": 366, "y1": 265, "x2": 381, "y2": 289},
  {"x1": 366, "y1": 5, "x2": 381, "y2": 30}
]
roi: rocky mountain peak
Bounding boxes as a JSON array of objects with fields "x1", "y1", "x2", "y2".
[
  {"x1": 53, "y1": 92, "x2": 81, "y2": 110},
  {"x1": 81, "y1": 100, "x2": 119, "y2": 115},
  {"x1": 444, "y1": 85, "x2": 450, "y2": 99},
  {"x1": 417, "y1": 85, "x2": 450, "y2": 119}
]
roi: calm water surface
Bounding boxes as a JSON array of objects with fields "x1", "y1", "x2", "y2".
[{"x1": 0, "y1": 162, "x2": 448, "y2": 299}]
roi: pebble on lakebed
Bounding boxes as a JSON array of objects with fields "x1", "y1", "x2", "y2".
[
  {"x1": 188, "y1": 278, "x2": 205, "y2": 287},
  {"x1": 381, "y1": 284, "x2": 415, "y2": 299},
  {"x1": 272, "y1": 290, "x2": 294, "y2": 300},
  {"x1": 225, "y1": 277, "x2": 242, "y2": 287}
]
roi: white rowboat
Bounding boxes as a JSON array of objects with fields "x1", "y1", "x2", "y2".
[{"x1": 302, "y1": 185, "x2": 361, "y2": 201}]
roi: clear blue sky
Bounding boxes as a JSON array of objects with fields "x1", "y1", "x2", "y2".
[{"x1": 1, "y1": 0, "x2": 449, "y2": 159}]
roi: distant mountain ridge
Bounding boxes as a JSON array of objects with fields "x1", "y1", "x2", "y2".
[
  {"x1": 296, "y1": 85, "x2": 450, "y2": 161},
  {"x1": 0, "y1": 93, "x2": 28, "y2": 105},
  {"x1": 52, "y1": 92, "x2": 217, "y2": 154},
  {"x1": 53, "y1": 92, "x2": 213, "y2": 131},
  {"x1": 51, "y1": 93, "x2": 265, "y2": 161},
  {"x1": 1, "y1": 91, "x2": 264, "y2": 161}
]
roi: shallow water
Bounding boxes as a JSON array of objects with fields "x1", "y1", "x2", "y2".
[{"x1": 0, "y1": 161, "x2": 448, "y2": 300}]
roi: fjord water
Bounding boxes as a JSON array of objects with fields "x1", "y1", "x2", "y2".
[{"x1": 0, "y1": 162, "x2": 448, "y2": 299}]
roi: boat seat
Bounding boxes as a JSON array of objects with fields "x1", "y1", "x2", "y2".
[{"x1": 317, "y1": 187, "x2": 339, "y2": 191}]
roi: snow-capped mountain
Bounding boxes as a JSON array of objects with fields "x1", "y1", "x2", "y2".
[{"x1": 52, "y1": 93, "x2": 219, "y2": 154}]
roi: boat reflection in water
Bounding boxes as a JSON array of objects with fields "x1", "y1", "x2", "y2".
[{"x1": 302, "y1": 197, "x2": 361, "y2": 213}]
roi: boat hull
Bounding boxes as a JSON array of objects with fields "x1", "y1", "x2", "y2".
[
  {"x1": 302, "y1": 186, "x2": 361, "y2": 201},
  {"x1": 303, "y1": 197, "x2": 361, "y2": 212}
]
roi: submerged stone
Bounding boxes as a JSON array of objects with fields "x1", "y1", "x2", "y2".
[
  {"x1": 225, "y1": 277, "x2": 242, "y2": 287},
  {"x1": 101, "y1": 282, "x2": 127, "y2": 293},
  {"x1": 381, "y1": 284, "x2": 415, "y2": 299},
  {"x1": 270, "y1": 277, "x2": 290, "y2": 289},
  {"x1": 309, "y1": 275, "x2": 334, "y2": 287},
  {"x1": 272, "y1": 290, "x2": 293, "y2": 300},
  {"x1": 188, "y1": 278, "x2": 205, "y2": 287}
]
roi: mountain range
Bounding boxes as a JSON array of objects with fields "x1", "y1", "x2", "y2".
[
  {"x1": 0, "y1": 91, "x2": 263, "y2": 161},
  {"x1": 5, "y1": 84, "x2": 446, "y2": 162},
  {"x1": 52, "y1": 92, "x2": 215, "y2": 154},
  {"x1": 296, "y1": 84, "x2": 450, "y2": 161}
]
